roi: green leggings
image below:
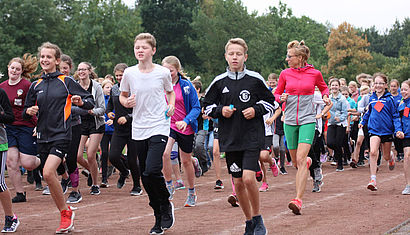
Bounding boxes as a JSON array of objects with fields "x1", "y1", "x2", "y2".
[{"x1": 284, "y1": 123, "x2": 315, "y2": 150}]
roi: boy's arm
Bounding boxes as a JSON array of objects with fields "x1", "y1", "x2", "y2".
[
  {"x1": 203, "y1": 82, "x2": 223, "y2": 118},
  {"x1": 68, "y1": 78, "x2": 94, "y2": 110},
  {"x1": 0, "y1": 89, "x2": 14, "y2": 124}
]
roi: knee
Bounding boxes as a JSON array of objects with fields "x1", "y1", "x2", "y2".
[
  {"x1": 242, "y1": 175, "x2": 254, "y2": 186},
  {"x1": 234, "y1": 179, "x2": 245, "y2": 190},
  {"x1": 42, "y1": 169, "x2": 55, "y2": 182},
  {"x1": 369, "y1": 149, "x2": 379, "y2": 157}
]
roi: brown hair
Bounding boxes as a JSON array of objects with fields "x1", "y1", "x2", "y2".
[
  {"x1": 37, "y1": 42, "x2": 62, "y2": 60},
  {"x1": 356, "y1": 73, "x2": 371, "y2": 84},
  {"x1": 373, "y1": 72, "x2": 388, "y2": 84},
  {"x1": 340, "y1": 86, "x2": 349, "y2": 93},
  {"x1": 8, "y1": 53, "x2": 38, "y2": 79},
  {"x1": 268, "y1": 73, "x2": 278, "y2": 80},
  {"x1": 402, "y1": 79, "x2": 410, "y2": 88},
  {"x1": 191, "y1": 79, "x2": 202, "y2": 93},
  {"x1": 61, "y1": 54, "x2": 74, "y2": 74},
  {"x1": 113, "y1": 63, "x2": 128, "y2": 73},
  {"x1": 225, "y1": 38, "x2": 248, "y2": 54},
  {"x1": 329, "y1": 78, "x2": 340, "y2": 86},
  {"x1": 287, "y1": 40, "x2": 310, "y2": 64},
  {"x1": 162, "y1": 56, "x2": 182, "y2": 72},
  {"x1": 390, "y1": 79, "x2": 400, "y2": 87},
  {"x1": 134, "y1": 33, "x2": 156, "y2": 48},
  {"x1": 75, "y1": 62, "x2": 98, "y2": 81}
]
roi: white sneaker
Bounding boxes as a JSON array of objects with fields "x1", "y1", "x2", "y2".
[
  {"x1": 42, "y1": 186, "x2": 50, "y2": 195},
  {"x1": 402, "y1": 185, "x2": 410, "y2": 195}
]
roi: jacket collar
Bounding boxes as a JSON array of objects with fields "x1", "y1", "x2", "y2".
[
  {"x1": 226, "y1": 65, "x2": 246, "y2": 80},
  {"x1": 41, "y1": 71, "x2": 63, "y2": 79}
]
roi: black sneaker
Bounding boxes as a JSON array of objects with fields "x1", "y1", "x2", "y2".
[
  {"x1": 279, "y1": 167, "x2": 288, "y2": 175},
  {"x1": 107, "y1": 165, "x2": 115, "y2": 179},
  {"x1": 61, "y1": 178, "x2": 70, "y2": 194},
  {"x1": 90, "y1": 185, "x2": 100, "y2": 195},
  {"x1": 66, "y1": 191, "x2": 82, "y2": 204},
  {"x1": 244, "y1": 219, "x2": 255, "y2": 235},
  {"x1": 130, "y1": 186, "x2": 143, "y2": 196},
  {"x1": 34, "y1": 182, "x2": 43, "y2": 191},
  {"x1": 160, "y1": 202, "x2": 174, "y2": 230},
  {"x1": 252, "y1": 215, "x2": 267, "y2": 235},
  {"x1": 149, "y1": 215, "x2": 164, "y2": 234},
  {"x1": 117, "y1": 172, "x2": 129, "y2": 189},
  {"x1": 87, "y1": 174, "x2": 92, "y2": 187},
  {"x1": 12, "y1": 192, "x2": 26, "y2": 203},
  {"x1": 100, "y1": 181, "x2": 109, "y2": 188},
  {"x1": 214, "y1": 179, "x2": 224, "y2": 190},
  {"x1": 1, "y1": 215, "x2": 20, "y2": 233}
]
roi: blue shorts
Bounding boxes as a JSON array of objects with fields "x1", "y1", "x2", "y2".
[{"x1": 5, "y1": 125, "x2": 37, "y2": 155}]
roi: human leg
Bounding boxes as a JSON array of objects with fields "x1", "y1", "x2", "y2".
[{"x1": 87, "y1": 133, "x2": 103, "y2": 187}]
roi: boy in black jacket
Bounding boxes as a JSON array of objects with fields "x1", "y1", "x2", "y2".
[{"x1": 203, "y1": 38, "x2": 278, "y2": 235}]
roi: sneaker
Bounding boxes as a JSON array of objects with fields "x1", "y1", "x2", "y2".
[
  {"x1": 320, "y1": 154, "x2": 327, "y2": 163},
  {"x1": 184, "y1": 193, "x2": 197, "y2": 207},
  {"x1": 160, "y1": 202, "x2": 174, "y2": 230},
  {"x1": 90, "y1": 185, "x2": 100, "y2": 195},
  {"x1": 81, "y1": 169, "x2": 89, "y2": 177},
  {"x1": 34, "y1": 182, "x2": 43, "y2": 191},
  {"x1": 192, "y1": 157, "x2": 202, "y2": 178},
  {"x1": 270, "y1": 158, "x2": 279, "y2": 177},
  {"x1": 11, "y1": 192, "x2": 26, "y2": 203},
  {"x1": 357, "y1": 161, "x2": 365, "y2": 167},
  {"x1": 1, "y1": 215, "x2": 20, "y2": 233},
  {"x1": 255, "y1": 171, "x2": 263, "y2": 182},
  {"x1": 87, "y1": 175, "x2": 92, "y2": 187},
  {"x1": 117, "y1": 172, "x2": 128, "y2": 189},
  {"x1": 214, "y1": 179, "x2": 224, "y2": 190},
  {"x1": 279, "y1": 167, "x2": 288, "y2": 175},
  {"x1": 42, "y1": 186, "x2": 50, "y2": 195},
  {"x1": 350, "y1": 159, "x2": 357, "y2": 168},
  {"x1": 66, "y1": 191, "x2": 82, "y2": 204},
  {"x1": 336, "y1": 166, "x2": 344, "y2": 172},
  {"x1": 402, "y1": 185, "x2": 410, "y2": 195},
  {"x1": 388, "y1": 157, "x2": 395, "y2": 171},
  {"x1": 130, "y1": 186, "x2": 143, "y2": 196},
  {"x1": 56, "y1": 206, "x2": 74, "y2": 234},
  {"x1": 259, "y1": 182, "x2": 269, "y2": 192},
  {"x1": 150, "y1": 215, "x2": 164, "y2": 235},
  {"x1": 288, "y1": 198, "x2": 302, "y2": 215},
  {"x1": 227, "y1": 194, "x2": 239, "y2": 207},
  {"x1": 252, "y1": 215, "x2": 267, "y2": 235},
  {"x1": 61, "y1": 178, "x2": 70, "y2": 194},
  {"x1": 167, "y1": 184, "x2": 175, "y2": 200},
  {"x1": 367, "y1": 180, "x2": 378, "y2": 191},
  {"x1": 174, "y1": 181, "x2": 185, "y2": 190},
  {"x1": 244, "y1": 219, "x2": 255, "y2": 235},
  {"x1": 27, "y1": 171, "x2": 34, "y2": 184},
  {"x1": 306, "y1": 157, "x2": 312, "y2": 169},
  {"x1": 331, "y1": 161, "x2": 337, "y2": 166},
  {"x1": 314, "y1": 167, "x2": 323, "y2": 181},
  {"x1": 100, "y1": 181, "x2": 109, "y2": 188},
  {"x1": 312, "y1": 180, "x2": 322, "y2": 193}
]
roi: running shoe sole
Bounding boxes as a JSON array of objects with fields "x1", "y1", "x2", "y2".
[
  {"x1": 367, "y1": 183, "x2": 377, "y2": 191},
  {"x1": 227, "y1": 195, "x2": 239, "y2": 207},
  {"x1": 288, "y1": 202, "x2": 301, "y2": 215}
]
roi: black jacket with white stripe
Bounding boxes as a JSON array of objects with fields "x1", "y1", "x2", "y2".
[{"x1": 203, "y1": 67, "x2": 278, "y2": 152}]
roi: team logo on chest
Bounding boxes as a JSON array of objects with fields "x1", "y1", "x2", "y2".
[{"x1": 239, "y1": 90, "x2": 251, "y2": 102}]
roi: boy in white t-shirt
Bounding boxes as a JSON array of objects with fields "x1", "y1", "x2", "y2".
[{"x1": 119, "y1": 33, "x2": 176, "y2": 235}]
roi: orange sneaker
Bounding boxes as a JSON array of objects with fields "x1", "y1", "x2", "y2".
[
  {"x1": 388, "y1": 157, "x2": 395, "y2": 171},
  {"x1": 56, "y1": 206, "x2": 75, "y2": 234},
  {"x1": 367, "y1": 180, "x2": 377, "y2": 191},
  {"x1": 288, "y1": 198, "x2": 302, "y2": 215}
]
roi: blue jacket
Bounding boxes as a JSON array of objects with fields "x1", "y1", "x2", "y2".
[
  {"x1": 361, "y1": 90, "x2": 402, "y2": 135},
  {"x1": 104, "y1": 94, "x2": 114, "y2": 134},
  {"x1": 177, "y1": 74, "x2": 201, "y2": 133},
  {"x1": 398, "y1": 98, "x2": 410, "y2": 138},
  {"x1": 328, "y1": 93, "x2": 349, "y2": 126},
  {"x1": 392, "y1": 93, "x2": 402, "y2": 108}
]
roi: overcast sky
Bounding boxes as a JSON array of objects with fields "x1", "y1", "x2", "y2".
[{"x1": 123, "y1": 0, "x2": 409, "y2": 33}]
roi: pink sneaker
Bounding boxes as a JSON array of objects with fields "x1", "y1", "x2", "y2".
[
  {"x1": 259, "y1": 182, "x2": 269, "y2": 192},
  {"x1": 307, "y1": 157, "x2": 312, "y2": 169},
  {"x1": 288, "y1": 198, "x2": 302, "y2": 215},
  {"x1": 270, "y1": 158, "x2": 279, "y2": 177}
]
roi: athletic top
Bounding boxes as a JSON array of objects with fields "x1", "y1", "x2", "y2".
[
  {"x1": 203, "y1": 67, "x2": 278, "y2": 152},
  {"x1": 360, "y1": 90, "x2": 402, "y2": 136},
  {"x1": 120, "y1": 64, "x2": 173, "y2": 140},
  {"x1": 328, "y1": 92, "x2": 349, "y2": 127},
  {"x1": 274, "y1": 64, "x2": 328, "y2": 126},
  {"x1": 0, "y1": 79, "x2": 36, "y2": 127},
  {"x1": 398, "y1": 97, "x2": 410, "y2": 138},
  {"x1": 23, "y1": 71, "x2": 95, "y2": 143},
  {"x1": 0, "y1": 88, "x2": 15, "y2": 151},
  {"x1": 106, "y1": 83, "x2": 132, "y2": 137}
]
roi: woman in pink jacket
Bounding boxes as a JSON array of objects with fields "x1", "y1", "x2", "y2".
[{"x1": 274, "y1": 40, "x2": 330, "y2": 215}]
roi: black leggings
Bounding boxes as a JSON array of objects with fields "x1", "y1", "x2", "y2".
[
  {"x1": 327, "y1": 125, "x2": 346, "y2": 168},
  {"x1": 109, "y1": 132, "x2": 140, "y2": 187},
  {"x1": 308, "y1": 130, "x2": 322, "y2": 179},
  {"x1": 100, "y1": 133, "x2": 112, "y2": 182},
  {"x1": 67, "y1": 124, "x2": 82, "y2": 174}
]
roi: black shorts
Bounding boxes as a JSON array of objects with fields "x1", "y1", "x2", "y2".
[
  {"x1": 263, "y1": 136, "x2": 273, "y2": 151},
  {"x1": 402, "y1": 138, "x2": 410, "y2": 148},
  {"x1": 37, "y1": 140, "x2": 69, "y2": 160},
  {"x1": 213, "y1": 127, "x2": 219, "y2": 139},
  {"x1": 169, "y1": 129, "x2": 194, "y2": 153},
  {"x1": 369, "y1": 133, "x2": 393, "y2": 143},
  {"x1": 81, "y1": 119, "x2": 105, "y2": 136},
  {"x1": 225, "y1": 149, "x2": 260, "y2": 178}
]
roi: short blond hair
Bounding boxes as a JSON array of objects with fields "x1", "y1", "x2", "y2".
[
  {"x1": 134, "y1": 33, "x2": 156, "y2": 48},
  {"x1": 225, "y1": 38, "x2": 248, "y2": 54},
  {"x1": 360, "y1": 85, "x2": 370, "y2": 94}
]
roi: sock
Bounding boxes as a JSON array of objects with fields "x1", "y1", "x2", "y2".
[
  {"x1": 371, "y1": 175, "x2": 376, "y2": 181},
  {"x1": 188, "y1": 188, "x2": 195, "y2": 195}
]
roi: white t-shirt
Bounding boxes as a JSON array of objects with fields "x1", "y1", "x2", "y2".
[
  {"x1": 120, "y1": 64, "x2": 173, "y2": 140},
  {"x1": 313, "y1": 91, "x2": 325, "y2": 135}
]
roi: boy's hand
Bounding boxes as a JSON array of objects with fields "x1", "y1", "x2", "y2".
[
  {"x1": 26, "y1": 106, "x2": 39, "y2": 116},
  {"x1": 126, "y1": 94, "x2": 137, "y2": 108},
  {"x1": 242, "y1": 107, "x2": 255, "y2": 120},
  {"x1": 222, "y1": 106, "x2": 236, "y2": 118}
]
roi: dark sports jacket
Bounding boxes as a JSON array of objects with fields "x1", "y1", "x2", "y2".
[
  {"x1": 106, "y1": 83, "x2": 132, "y2": 137},
  {"x1": 203, "y1": 67, "x2": 278, "y2": 152},
  {"x1": 23, "y1": 71, "x2": 94, "y2": 143}
]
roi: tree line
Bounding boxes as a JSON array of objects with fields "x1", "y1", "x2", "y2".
[{"x1": 0, "y1": 0, "x2": 408, "y2": 87}]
